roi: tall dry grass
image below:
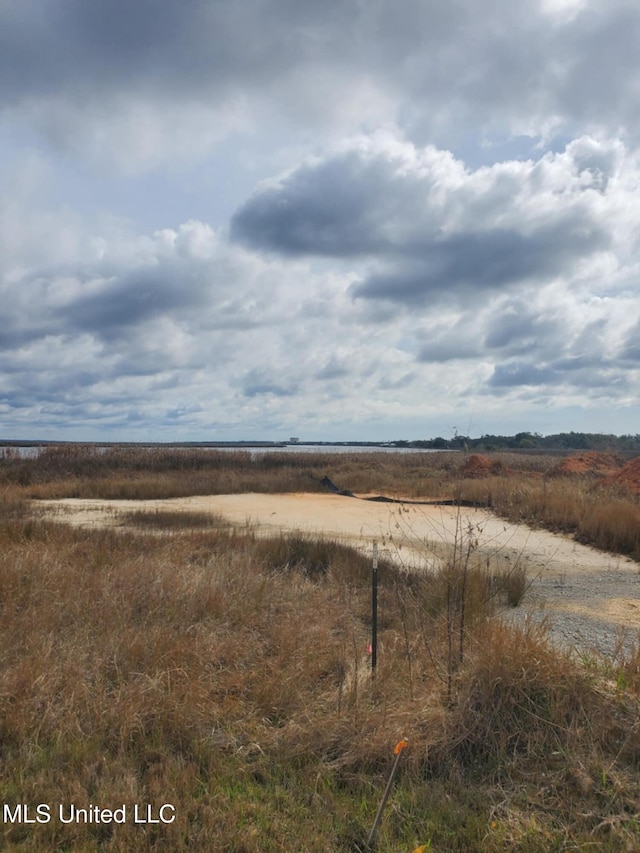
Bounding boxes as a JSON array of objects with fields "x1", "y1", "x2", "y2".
[
  {"x1": 2, "y1": 488, "x2": 640, "y2": 850},
  {"x1": 459, "y1": 475, "x2": 640, "y2": 559},
  {"x1": 0, "y1": 445, "x2": 463, "y2": 501},
  {"x1": 4, "y1": 445, "x2": 639, "y2": 561}
]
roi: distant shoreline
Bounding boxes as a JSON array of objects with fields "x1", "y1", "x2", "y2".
[
  {"x1": 1, "y1": 437, "x2": 639, "y2": 456},
  {"x1": 0, "y1": 440, "x2": 430, "y2": 450}
]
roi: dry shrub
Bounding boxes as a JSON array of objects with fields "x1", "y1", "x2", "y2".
[
  {"x1": 498, "y1": 561, "x2": 528, "y2": 607},
  {"x1": 612, "y1": 638, "x2": 640, "y2": 699},
  {"x1": 1, "y1": 445, "x2": 463, "y2": 501},
  {"x1": 460, "y1": 474, "x2": 640, "y2": 559},
  {"x1": 4, "y1": 456, "x2": 640, "y2": 849},
  {"x1": 577, "y1": 500, "x2": 640, "y2": 559},
  {"x1": 1, "y1": 445, "x2": 326, "y2": 499},
  {"x1": 121, "y1": 508, "x2": 227, "y2": 529},
  {"x1": 444, "y1": 621, "x2": 600, "y2": 765},
  {"x1": 254, "y1": 533, "x2": 396, "y2": 585}
]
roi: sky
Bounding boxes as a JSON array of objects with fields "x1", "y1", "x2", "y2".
[{"x1": 1, "y1": 0, "x2": 640, "y2": 443}]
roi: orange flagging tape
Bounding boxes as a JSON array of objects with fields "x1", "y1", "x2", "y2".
[{"x1": 393, "y1": 738, "x2": 409, "y2": 755}]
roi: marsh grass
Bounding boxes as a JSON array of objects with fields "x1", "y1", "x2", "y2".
[
  {"x1": 3, "y1": 489, "x2": 640, "y2": 850},
  {"x1": 459, "y1": 475, "x2": 640, "y2": 559},
  {"x1": 3, "y1": 450, "x2": 640, "y2": 849},
  {"x1": 0, "y1": 444, "x2": 460, "y2": 500},
  {"x1": 121, "y1": 508, "x2": 228, "y2": 530},
  {"x1": 254, "y1": 533, "x2": 398, "y2": 584},
  {"x1": 3, "y1": 445, "x2": 639, "y2": 560}
]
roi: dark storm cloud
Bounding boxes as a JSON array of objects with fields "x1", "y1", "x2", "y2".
[
  {"x1": 552, "y1": 3, "x2": 640, "y2": 130},
  {"x1": 489, "y1": 357, "x2": 627, "y2": 391},
  {"x1": 57, "y1": 266, "x2": 206, "y2": 340},
  {"x1": 314, "y1": 359, "x2": 349, "y2": 380},
  {"x1": 621, "y1": 321, "x2": 640, "y2": 362},
  {"x1": 0, "y1": 250, "x2": 214, "y2": 355},
  {"x1": 553, "y1": 354, "x2": 609, "y2": 372},
  {"x1": 352, "y1": 222, "x2": 607, "y2": 304},
  {"x1": 417, "y1": 337, "x2": 482, "y2": 363},
  {"x1": 483, "y1": 303, "x2": 564, "y2": 355},
  {"x1": 0, "y1": 0, "x2": 273, "y2": 102},
  {"x1": 416, "y1": 306, "x2": 562, "y2": 367},
  {"x1": 231, "y1": 144, "x2": 457, "y2": 260},
  {"x1": 241, "y1": 369, "x2": 297, "y2": 398},
  {"x1": 4, "y1": 0, "x2": 640, "y2": 151},
  {"x1": 490, "y1": 362, "x2": 562, "y2": 388},
  {"x1": 232, "y1": 138, "x2": 611, "y2": 304},
  {"x1": 0, "y1": 324, "x2": 51, "y2": 352},
  {"x1": 0, "y1": 0, "x2": 379, "y2": 122},
  {"x1": 231, "y1": 151, "x2": 400, "y2": 258},
  {"x1": 388, "y1": 1, "x2": 640, "y2": 143},
  {"x1": 0, "y1": 217, "x2": 284, "y2": 359},
  {"x1": 0, "y1": 367, "x2": 108, "y2": 410},
  {"x1": 0, "y1": 2, "x2": 441, "y2": 99}
]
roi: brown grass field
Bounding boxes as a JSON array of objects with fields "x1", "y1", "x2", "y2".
[{"x1": 2, "y1": 446, "x2": 640, "y2": 851}]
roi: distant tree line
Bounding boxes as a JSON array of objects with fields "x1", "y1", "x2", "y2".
[{"x1": 394, "y1": 432, "x2": 640, "y2": 452}]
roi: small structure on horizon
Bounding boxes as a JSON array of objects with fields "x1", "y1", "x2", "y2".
[{"x1": 289, "y1": 436, "x2": 300, "y2": 444}]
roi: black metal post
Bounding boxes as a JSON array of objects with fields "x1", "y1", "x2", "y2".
[{"x1": 372, "y1": 541, "x2": 378, "y2": 675}]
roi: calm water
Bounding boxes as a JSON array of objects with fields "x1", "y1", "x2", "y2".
[
  {"x1": 219, "y1": 444, "x2": 443, "y2": 455},
  {"x1": 1, "y1": 443, "x2": 446, "y2": 459}
]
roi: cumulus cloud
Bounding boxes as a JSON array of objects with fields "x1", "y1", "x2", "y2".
[
  {"x1": 4, "y1": 0, "x2": 640, "y2": 172},
  {"x1": 0, "y1": 218, "x2": 321, "y2": 434},
  {"x1": 2, "y1": 1, "x2": 640, "y2": 439},
  {"x1": 4, "y1": 128, "x2": 639, "y2": 438},
  {"x1": 232, "y1": 135, "x2": 627, "y2": 308}
]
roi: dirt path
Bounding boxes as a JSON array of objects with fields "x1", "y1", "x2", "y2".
[{"x1": 37, "y1": 492, "x2": 640, "y2": 657}]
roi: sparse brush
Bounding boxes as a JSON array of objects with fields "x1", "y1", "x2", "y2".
[
  {"x1": 447, "y1": 620, "x2": 598, "y2": 763},
  {"x1": 254, "y1": 533, "x2": 398, "y2": 585},
  {"x1": 460, "y1": 475, "x2": 640, "y2": 559},
  {"x1": 494, "y1": 562, "x2": 528, "y2": 607},
  {"x1": 4, "y1": 449, "x2": 640, "y2": 850},
  {"x1": 120, "y1": 508, "x2": 227, "y2": 529},
  {"x1": 577, "y1": 499, "x2": 640, "y2": 559},
  {"x1": 2, "y1": 517, "x2": 640, "y2": 851},
  {"x1": 6, "y1": 445, "x2": 640, "y2": 562},
  {"x1": 0, "y1": 445, "x2": 463, "y2": 501}
]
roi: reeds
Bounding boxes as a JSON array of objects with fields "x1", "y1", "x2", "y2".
[
  {"x1": 459, "y1": 476, "x2": 640, "y2": 559},
  {"x1": 121, "y1": 508, "x2": 227, "y2": 529},
  {"x1": 2, "y1": 487, "x2": 640, "y2": 850},
  {"x1": 0, "y1": 444, "x2": 461, "y2": 500},
  {"x1": 3, "y1": 449, "x2": 640, "y2": 849},
  {"x1": 4, "y1": 445, "x2": 639, "y2": 560}
]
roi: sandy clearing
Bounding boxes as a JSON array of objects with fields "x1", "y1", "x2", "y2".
[{"x1": 37, "y1": 492, "x2": 640, "y2": 656}]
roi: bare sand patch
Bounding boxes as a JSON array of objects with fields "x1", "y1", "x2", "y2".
[{"x1": 37, "y1": 492, "x2": 640, "y2": 656}]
